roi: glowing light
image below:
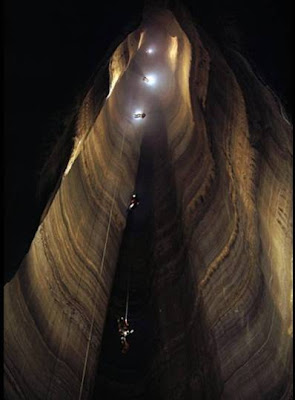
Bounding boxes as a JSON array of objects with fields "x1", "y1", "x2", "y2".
[
  {"x1": 133, "y1": 110, "x2": 146, "y2": 120},
  {"x1": 146, "y1": 48, "x2": 154, "y2": 54},
  {"x1": 143, "y1": 74, "x2": 157, "y2": 86}
]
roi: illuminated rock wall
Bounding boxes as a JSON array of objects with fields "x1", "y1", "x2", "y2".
[
  {"x1": 4, "y1": 30, "x2": 144, "y2": 400},
  {"x1": 144, "y1": 5, "x2": 293, "y2": 399},
  {"x1": 4, "y1": 4, "x2": 292, "y2": 400}
]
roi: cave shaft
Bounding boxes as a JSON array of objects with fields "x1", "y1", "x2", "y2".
[{"x1": 4, "y1": 5, "x2": 293, "y2": 400}]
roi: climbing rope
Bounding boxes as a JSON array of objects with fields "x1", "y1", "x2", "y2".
[
  {"x1": 46, "y1": 180, "x2": 99, "y2": 399},
  {"x1": 78, "y1": 127, "x2": 127, "y2": 400},
  {"x1": 124, "y1": 263, "x2": 131, "y2": 322}
]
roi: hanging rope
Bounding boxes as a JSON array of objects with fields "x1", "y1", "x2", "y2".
[
  {"x1": 78, "y1": 128, "x2": 126, "y2": 400},
  {"x1": 46, "y1": 100, "x2": 105, "y2": 399},
  {"x1": 124, "y1": 263, "x2": 131, "y2": 322},
  {"x1": 46, "y1": 167, "x2": 99, "y2": 400}
]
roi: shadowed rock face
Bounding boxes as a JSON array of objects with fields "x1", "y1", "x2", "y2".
[{"x1": 4, "y1": 4, "x2": 292, "y2": 400}]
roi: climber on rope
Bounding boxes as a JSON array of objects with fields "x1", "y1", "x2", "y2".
[
  {"x1": 128, "y1": 194, "x2": 139, "y2": 211},
  {"x1": 133, "y1": 112, "x2": 146, "y2": 119},
  {"x1": 117, "y1": 316, "x2": 134, "y2": 354}
]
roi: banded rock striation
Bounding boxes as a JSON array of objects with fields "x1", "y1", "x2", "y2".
[{"x1": 4, "y1": 3, "x2": 292, "y2": 400}]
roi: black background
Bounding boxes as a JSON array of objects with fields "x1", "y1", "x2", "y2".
[{"x1": 4, "y1": 0, "x2": 293, "y2": 284}]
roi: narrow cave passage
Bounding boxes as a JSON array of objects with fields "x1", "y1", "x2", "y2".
[
  {"x1": 90, "y1": 18, "x2": 182, "y2": 398},
  {"x1": 92, "y1": 129, "x2": 156, "y2": 398},
  {"x1": 88, "y1": 11, "x2": 223, "y2": 398},
  {"x1": 3, "y1": 6, "x2": 293, "y2": 400},
  {"x1": 89, "y1": 14, "x2": 197, "y2": 398}
]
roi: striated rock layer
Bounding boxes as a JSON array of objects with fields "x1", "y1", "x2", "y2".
[{"x1": 4, "y1": 3, "x2": 292, "y2": 400}]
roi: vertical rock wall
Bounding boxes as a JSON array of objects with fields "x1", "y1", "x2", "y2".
[
  {"x1": 144, "y1": 5, "x2": 293, "y2": 399},
  {"x1": 4, "y1": 30, "x2": 144, "y2": 400},
  {"x1": 4, "y1": 4, "x2": 292, "y2": 400}
]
